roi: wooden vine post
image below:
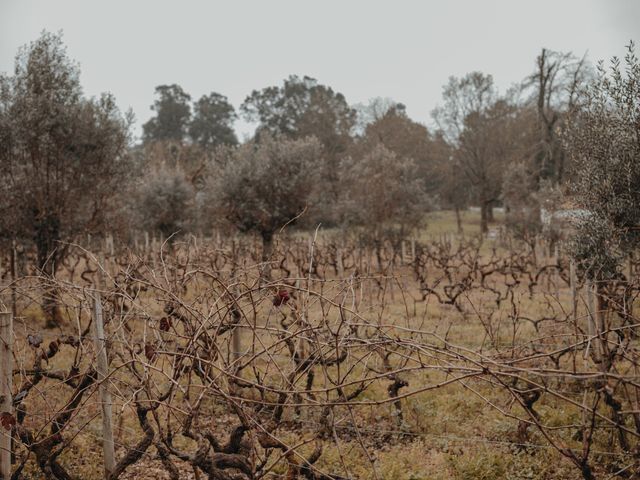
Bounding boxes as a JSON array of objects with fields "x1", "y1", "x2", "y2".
[
  {"x1": 0, "y1": 311, "x2": 13, "y2": 480},
  {"x1": 569, "y1": 260, "x2": 577, "y2": 323},
  {"x1": 92, "y1": 293, "x2": 115, "y2": 478}
]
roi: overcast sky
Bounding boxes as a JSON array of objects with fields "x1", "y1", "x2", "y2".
[{"x1": 1, "y1": 0, "x2": 639, "y2": 141}]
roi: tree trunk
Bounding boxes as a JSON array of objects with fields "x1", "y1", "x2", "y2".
[
  {"x1": 480, "y1": 204, "x2": 489, "y2": 234},
  {"x1": 35, "y1": 214, "x2": 64, "y2": 328},
  {"x1": 487, "y1": 204, "x2": 494, "y2": 223},
  {"x1": 454, "y1": 206, "x2": 463, "y2": 234}
]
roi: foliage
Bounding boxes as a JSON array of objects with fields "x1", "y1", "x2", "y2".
[
  {"x1": 0, "y1": 31, "x2": 131, "y2": 273},
  {"x1": 502, "y1": 162, "x2": 541, "y2": 241},
  {"x1": 189, "y1": 92, "x2": 238, "y2": 147},
  {"x1": 565, "y1": 42, "x2": 640, "y2": 279},
  {"x1": 241, "y1": 75, "x2": 355, "y2": 156},
  {"x1": 358, "y1": 105, "x2": 444, "y2": 196},
  {"x1": 337, "y1": 143, "x2": 429, "y2": 245},
  {"x1": 142, "y1": 84, "x2": 191, "y2": 143},
  {"x1": 352, "y1": 96, "x2": 405, "y2": 135},
  {"x1": 208, "y1": 135, "x2": 323, "y2": 243},
  {"x1": 137, "y1": 167, "x2": 195, "y2": 238}
]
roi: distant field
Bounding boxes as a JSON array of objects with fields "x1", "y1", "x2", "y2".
[{"x1": 423, "y1": 208, "x2": 505, "y2": 236}]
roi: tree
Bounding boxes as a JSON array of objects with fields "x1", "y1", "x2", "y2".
[
  {"x1": 359, "y1": 104, "x2": 442, "y2": 195},
  {"x1": 352, "y1": 97, "x2": 405, "y2": 135},
  {"x1": 433, "y1": 136, "x2": 470, "y2": 234},
  {"x1": 565, "y1": 43, "x2": 640, "y2": 281},
  {"x1": 208, "y1": 135, "x2": 323, "y2": 270},
  {"x1": 142, "y1": 84, "x2": 191, "y2": 143},
  {"x1": 563, "y1": 45, "x2": 640, "y2": 465},
  {"x1": 434, "y1": 72, "x2": 497, "y2": 142},
  {"x1": 138, "y1": 167, "x2": 194, "y2": 239},
  {"x1": 130, "y1": 140, "x2": 213, "y2": 236},
  {"x1": 337, "y1": 144, "x2": 429, "y2": 248},
  {"x1": 241, "y1": 75, "x2": 355, "y2": 156},
  {"x1": 0, "y1": 31, "x2": 131, "y2": 325},
  {"x1": 502, "y1": 161, "x2": 542, "y2": 243},
  {"x1": 189, "y1": 92, "x2": 238, "y2": 147},
  {"x1": 433, "y1": 72, "x2": 498, "y2": 233},
  {"x1": 526, "y1": 48, "x2": 590, "y2": 185},
  {"x1": 434, "y1": 73, "x2": 535, "y2": 233},
  {"x1": 241, "y1": 76, "x2": 355, "y2": 224}
]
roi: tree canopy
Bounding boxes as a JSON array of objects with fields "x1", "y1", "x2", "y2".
[
  {"x1": 0, "y1": 31, "x2": 131, "y2": 324},
  {"x1": 566, "y1": 43, "x2": 640, "y2": 279},
  {"x1": 142, "y1": 84, "x2": 191, "y2": 143},
  {"x1": 241, "y1": 75, "x2": 355, "y2": 156},
  {"x1": 189, "y1": 92, "x2": 237, "y2": 147}
]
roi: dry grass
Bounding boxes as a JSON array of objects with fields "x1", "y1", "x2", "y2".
[{"x1": 2, "y1": 211, "x2": 636, "y2": 479}]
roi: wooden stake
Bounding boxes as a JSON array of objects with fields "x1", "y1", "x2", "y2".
[
  {"x1": 586, "y1": 280, "x2": 596, "y2": 338},
  {"x1": 0, "y1": 311, "x2": 13, "y2": 480},
  {"x1": 554, "y1": 244, "x2": 560, "y2": 299},
  {"x1": 10, "y1": 242, "x2": 17, "y2": 319},
  {"x1": 336, "y1": 247, "x2": 344, "y2": 277},
  {"x1": 92, "y1": 294, "x2": 115, "y2": 479},
  {"x1": 585, "y1": 279, "x2": 602, "y2": 363},
  {"x1": 569, "y1": 260, "x2": 577, "y2": 323}
]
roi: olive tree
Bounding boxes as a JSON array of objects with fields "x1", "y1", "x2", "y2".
[
  {"x1": 0, "y1": 32, "x2": 131, "y2": 325},
  {"x1": 561, "y1": 44, "x2": 640, "y2": 465},
  {"x1": 337, "y1": 144, "x2": 429, "y2": 248},
  {"x1": 241, "y1": 76, "x2": 355, "y2": 206},
  {"x1": 137, "y1": 167, "x2": 195, "y2": 239},
  {"x1": 566, "y1": 43, "x2": 640, "y2": 281},
  {"x1": 209, "y1": 135, "x2": 323, "y2": 265}
]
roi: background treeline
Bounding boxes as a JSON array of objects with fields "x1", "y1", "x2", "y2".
[{"x1": 0, "y1": 31, "x2": 633, "y2": 280}]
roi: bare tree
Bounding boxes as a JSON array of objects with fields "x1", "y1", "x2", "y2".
[
  {"x1": 433, "y1": 73, "x2": 498, "y2": 233},
  {"x1": 434, "y1": 73, "x2": 540, "y2": 233},
  {"x1": 526, "y1": 48, "x2": 590, "y2": 185},
  {"x1": 438, "y1": 151, "x2": 470, "y2": 234},
  {"x1": 502, "y1": 161, "x2": 541, "y2": 242}
]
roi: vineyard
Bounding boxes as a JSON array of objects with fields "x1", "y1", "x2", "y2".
[{"x1": 1, "y1": 213, "x2": 639, "y2": 480}]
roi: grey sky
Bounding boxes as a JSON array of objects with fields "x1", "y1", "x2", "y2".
[{"x1": 1, "y1": 0, "x2": 638, "y2": 141}]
